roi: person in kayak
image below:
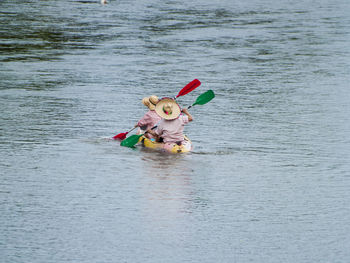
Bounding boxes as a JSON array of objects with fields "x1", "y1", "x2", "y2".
[
  {"x1": 147, "y1": 98, "x2": 193, "y2": 150},
  {"x1": 135, "y1": 95, "x2": 161, "y2": 139}
]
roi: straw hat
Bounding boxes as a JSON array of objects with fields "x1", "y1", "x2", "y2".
[
  {"x1": 142, "y1": 95, "x2": 159, "y2": 110},
  {"x1": 155, "y1": 98, "x2": 181, "y2": 120}
]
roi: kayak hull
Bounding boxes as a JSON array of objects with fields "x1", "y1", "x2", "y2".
[{"x1": 138, "y1": 136, "x2": 192, "y2": 153}]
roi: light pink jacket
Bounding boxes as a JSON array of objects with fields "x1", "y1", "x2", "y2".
[
  {"x1": 138, "y1": 110, "x2": 161, "y2": 138},
  {"x1": 155, "y1": 115, "x2": 189, "y2": 143}
]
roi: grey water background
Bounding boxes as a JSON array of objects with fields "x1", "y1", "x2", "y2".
[{"x1": 1, "y1": 0, "x2": 350, "y2": 262}]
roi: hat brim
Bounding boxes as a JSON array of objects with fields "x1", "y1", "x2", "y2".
[{"x1": 155, "y1": 98, "x2": 181, "y2": 120}]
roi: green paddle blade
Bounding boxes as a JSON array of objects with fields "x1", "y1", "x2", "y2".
[
  {"x1": 120, "y1": 134, "x2": 143, "y2": 148},
  {"x1": 192, "y1": 89, "x2": 215, "y2": 106}
]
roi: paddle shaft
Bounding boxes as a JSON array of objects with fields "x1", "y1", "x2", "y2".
[{"x1": 127, "y1": 126, "x2": 137, "y2": 133}]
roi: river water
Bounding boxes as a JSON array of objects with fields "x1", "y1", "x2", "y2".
[{"x1": 1, "y1": 0, "x2": 350, "y2": 262}]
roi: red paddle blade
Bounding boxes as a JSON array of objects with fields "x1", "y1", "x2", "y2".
[
  {"x1": 113, "y1": 132, "x2": 128, "y2": 140},
  {"x1": 175, "y1": 79, "x2": 201, "y2": 98}
]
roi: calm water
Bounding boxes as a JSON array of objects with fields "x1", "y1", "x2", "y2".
[{"x1": 1, "y1": 0, "x2": 350, "y2": 262}]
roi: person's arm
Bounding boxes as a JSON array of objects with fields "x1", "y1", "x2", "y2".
[
  {"x1": 181, "y1": 108, "x2": 193, "y2": 122},
  {"x1": 136, "y1": 112, "x2": 151, "y2": 129},
  {"x1": 146, "y1": 128, "x2": 161, "y2": 142}
]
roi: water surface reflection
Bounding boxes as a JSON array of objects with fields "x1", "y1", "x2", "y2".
[{"x1": 140, "y1": 151, "x2": 195, "y2": 217}]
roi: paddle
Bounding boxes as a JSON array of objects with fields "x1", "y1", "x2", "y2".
[
  {"x1": 120, "y1": 126, "x2": 157, "y2": 148},
  {"x1": 187, "y1": 89, "x2": 215, "y2": 109},
  {"x1": 112, "y1": 126, "x2": 137, "y2": 140},
  {"x1": 120, "y1": 90, "x2": 215, "y2": 148},
  {"x1": 113, "y1": 79, "x2": 201, "y2": 140},
  {"x1": 175, "y1": 79, "x2": 201, "y2": 98}
]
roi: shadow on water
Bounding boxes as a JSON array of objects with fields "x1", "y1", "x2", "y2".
[
  {"x1": 139, "y1": 147, "x2": 192, "y2": 169},
  {"x1": 137, "y1": 147, "x2": 206, "y2": 220},
  {"x1": 0, "y1": 1, "x2": 115, "y2": 63}
]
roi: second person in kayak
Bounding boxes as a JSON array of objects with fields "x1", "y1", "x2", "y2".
[{"x1": 135, "y1": 95, "x2": 161, "y2": 139}]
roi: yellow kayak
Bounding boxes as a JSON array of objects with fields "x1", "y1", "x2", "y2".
[{"x1": 138, "y1": 135, "x2": 192, "y2": 154}]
